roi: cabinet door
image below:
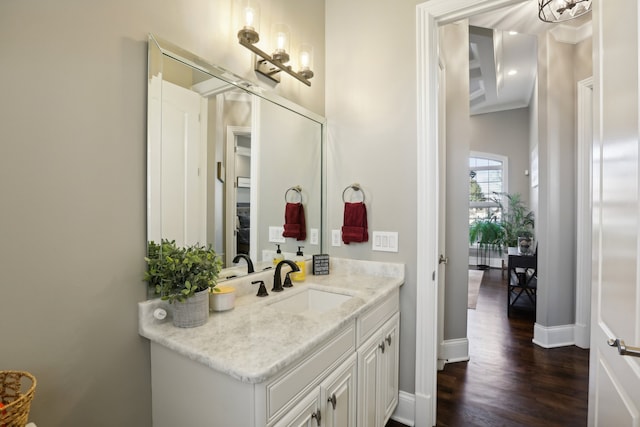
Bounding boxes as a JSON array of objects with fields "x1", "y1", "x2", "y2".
[
  {"x1": 357, "y1": 313, "x2": 400, "y2": 427},
  {"x1": 322, "y1": 354, "x2": 357, "y2": 427},
  {"x1": 273, "y1": 391, "x2": 321, "y2": 427},
  {"x1": 357, "y1": 331, "x2": 381, "y2": 427},
  {"x1": 381, "y1": 314, "x2": 399, "y2": 424}
]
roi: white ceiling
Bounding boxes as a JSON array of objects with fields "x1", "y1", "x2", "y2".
[{"x1": 467, "y1": 1, "x2": 592, "y2": 115}]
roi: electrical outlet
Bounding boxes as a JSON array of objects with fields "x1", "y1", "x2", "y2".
[
  {"x1": 269, "y1": 226, "x2": 285, "y2": 243},
  {"x1": 372, "y1": 231, "x2": 399, "y2": 252},
  {"x1": 332, "y1": 229, "x2": 342, "y2": 246},
  {"x1": 310, "y1": 228, "x2": 319, "y2": 245}
]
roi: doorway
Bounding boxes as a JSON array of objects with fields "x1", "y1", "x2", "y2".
[{"x1": 416, "y1": 1, "x2": 548, "y2": 426}]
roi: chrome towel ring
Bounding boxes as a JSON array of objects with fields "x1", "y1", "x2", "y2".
[
  {"x1": 285, "y1": 186, "x2": 303, "y2": 203},
  {"x1": 342, "y1": 183, "x2": 365, "y2": 203}
]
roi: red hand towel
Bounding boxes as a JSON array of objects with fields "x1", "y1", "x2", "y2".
[
  {"x1": 342, "y1": 202, "x2": 368, "y2": 244},
  {"x1": 283, "y1": 202, "x2": 306, "y2": 241}
]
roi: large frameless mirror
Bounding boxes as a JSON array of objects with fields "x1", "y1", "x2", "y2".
[{"x1": 147, "y1": 34, "x2": 325, "y2": 282}]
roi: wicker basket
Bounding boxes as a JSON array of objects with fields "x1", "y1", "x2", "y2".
[{"x1": 0, "y1": 371, "x2": 36, "y2": 427}]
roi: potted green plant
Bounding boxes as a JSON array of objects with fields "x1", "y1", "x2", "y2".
[
  {"x1": 144, "y1": 239, "x2": 222, "y2": 328},
  {"x1": 469, "y1": 217, "x2": 505, "y2": 270},
  {"x1": 497, "y1": 193, "x2": 535, "y2": 252}
]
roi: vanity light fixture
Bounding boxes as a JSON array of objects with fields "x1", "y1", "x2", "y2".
[
  {"x1": 538, "y1": 0, "x2": 592, "y2": 23},
  {"x1": 237, "y1": 2, "x2": 313, "y2": 86}
]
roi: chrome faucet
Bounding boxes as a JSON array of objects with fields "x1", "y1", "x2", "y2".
[
  {"x1": 232, "y1": 253, "x2": 255, "y2": 274},
  {"x1": 273, "y1": 260, "x2": 300, "y2": 292}
]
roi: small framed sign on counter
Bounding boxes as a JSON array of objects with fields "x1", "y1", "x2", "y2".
[{"x1": 312, "y1": 254, "x2": 330, "y2": 275}]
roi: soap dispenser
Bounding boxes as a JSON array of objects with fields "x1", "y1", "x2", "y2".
[
  {"x1": 273, "y1": 244, "x2": 284, "y2": 266},
  {"x1": 291, "y1": 246, "x2": 306, "y2": 282}
]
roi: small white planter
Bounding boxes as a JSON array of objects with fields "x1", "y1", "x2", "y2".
[
  {"x1": 172, "y1": 289, "x2": 210, "y2": 328},
  {"x1": 210, "y1": 285, "x2": 236, "y2": 312}
]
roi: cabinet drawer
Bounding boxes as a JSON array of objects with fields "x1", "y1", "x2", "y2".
[
  {"x1": 356, "y1": 289, "x2": 399, "y2": 346},
  {"x1": 266, "y1": 323, "x2": 356, "y2": 420}
]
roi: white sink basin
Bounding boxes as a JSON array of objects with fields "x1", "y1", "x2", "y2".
[{"x1": 268, "y1": 288, "x2": 353, "y2": 315}]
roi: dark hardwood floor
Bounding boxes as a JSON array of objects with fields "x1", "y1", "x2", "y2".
[{"x1": 386, "y1": 267, "x2": 590, "y2": 427}]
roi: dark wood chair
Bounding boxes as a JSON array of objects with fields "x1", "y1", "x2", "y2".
[{"x1": 507, "y1": 245, "x2": 537, "y2": 316}]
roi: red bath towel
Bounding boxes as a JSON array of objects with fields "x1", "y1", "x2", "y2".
[
  {"x1": 283, "y1": 202, "x2": 306, "y2": 241},
  {"x1": 342, "y1": 202, "x2": 368, "y2": 244}
]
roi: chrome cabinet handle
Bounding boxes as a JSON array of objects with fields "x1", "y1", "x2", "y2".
[
  {"x1": 608, "y1": 338, "x2": 640, "y2": 358},
  {"x1": 385, "y1": 335, "x2": 392, "y2": 346},
  {"x1": 328, "y1": 393, "x2": 337, "y2": 410},
  {"x1": 379, "y1": 342, "x2": 385, "y2": 353},
  {"x1": 311, "y1": 410, "x2": 321, "y2": 425}
]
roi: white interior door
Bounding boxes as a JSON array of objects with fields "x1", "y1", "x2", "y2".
[
  {"x1": 225, "y1": 126, "x2": 251, "y2": 264},
  {"x1": 161, "y1": 80, "x2": 207, "y2": 247},
  {"x1": 589, "y1": 0, "x2": 640, "y2": 424}
]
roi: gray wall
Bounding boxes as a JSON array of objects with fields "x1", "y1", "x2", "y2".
[
  {"x1": 536, "y1": 32, "x2": 593, "y2": 329},
  {"x1": 0, "y1": 1, "x2": 325, "y2": 425},
  {"x1": 325, "y1": 0, "x2": 421, "y2": 393},
  {"x1": 470, "y1": 107, "x2": 532, "y2": 205},
  {"x1": 442, "y1": 22, "x2": 472, "y2": 342}
]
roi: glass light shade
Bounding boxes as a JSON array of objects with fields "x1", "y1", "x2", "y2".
[
  {"x1": 299, "y1": 44, "x2": 313, "y2": 71},
  {"x1": 298, "y1": 43, "x2": 314, "y2": 80},
  {"x1": 241, "y1": 0, "x2": 260, "y2": 30},
  {"x1": 237, "y1": 0, "x2": 260, "y2": 44},
  {"x1": 271, "y1": 24, "x2": 290, "y2": 63},
  {"x1": 538, "y1": 0, "x2": 592, "y2": 23}
]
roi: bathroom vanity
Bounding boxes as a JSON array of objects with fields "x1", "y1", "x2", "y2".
[{"x1": 139, "y1": 258, "x2": 403, "y2": 427}]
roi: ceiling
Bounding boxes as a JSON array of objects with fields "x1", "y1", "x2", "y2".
[{"x1": 467, "y1": 1, "x2": 592, "y2": 115}]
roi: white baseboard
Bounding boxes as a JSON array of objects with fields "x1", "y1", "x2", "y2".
[
  {"x1": 391, "y1": 391, "x2": 416, "y2": 426},
  {"x1": 532, "y1": 323, "x2": 575, "y2": 348},
  {"x1": 574, "y1": 322, "x2": 590, "y2": 349},
  {"x1": 439, "y1": 338, "x2": 470, "y2": 364}
]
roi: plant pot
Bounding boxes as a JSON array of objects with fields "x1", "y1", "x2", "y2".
[
  {"x1": 209, "y1": 285, "x2": 236, "y2": 312},
  {"x1": 172, "y1": 289, "x2": 210, "y2": 328},
  {"x1": 518, "y1": 236, "x2": 533, "y2": 255}
]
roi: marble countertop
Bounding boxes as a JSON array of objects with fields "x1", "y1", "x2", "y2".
[{"x1": 138, "y1": 257, "x2": 404, "y2": 384}]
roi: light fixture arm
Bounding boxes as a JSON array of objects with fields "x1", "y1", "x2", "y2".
[{"x1": 239, "y1": 38, "x2": 311, "y2": 86}]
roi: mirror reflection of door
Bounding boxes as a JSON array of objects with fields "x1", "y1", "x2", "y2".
[
  {"x1": 160, "y1": 79, "x2": 207, "y2": 247},
  {"x1": 225, "y1": 128, "x2": 251, "y2": 264}
]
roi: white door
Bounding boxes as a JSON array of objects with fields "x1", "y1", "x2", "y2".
[
  {"x1": 225, "y1": 126, "x2": 251, "y2": 265},
  {"x1": 161, "y1": 80, "x2": 207, "y2": 247},
  {"x1": 589, "y1": 0, "x2": 640, "y2": 424}
]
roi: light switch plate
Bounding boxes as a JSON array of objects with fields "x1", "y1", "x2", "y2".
[
  {"x1": 372, "y1": 231, "x2": 399, "y2": 252},
  {"x1": 269, "y1": 226, "x2": 285, "y2": 243},
  {"x1": 310, "y1": 228, "x2": 319, "y2": 245},
  {"x1": 332, "y1": 229, "x2": 341, "y2": 246}
]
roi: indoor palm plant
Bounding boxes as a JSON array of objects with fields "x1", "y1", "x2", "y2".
[
  {"x1": 469, "y1": 216, "x2": 505, "y2": 270},
  {"x1": 144, "y1": 239, "x2": 222, "y2": 327},
  {"x1": 497, "y1": 193, "x2": 535, "y2": 253}
]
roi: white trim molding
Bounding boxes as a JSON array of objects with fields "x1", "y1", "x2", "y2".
[
  {"x1": 532, "y1": 323, "x2": 576, "y2": 348},
  {"x1": 549, "y1": 21, "x2": 593, "y2": 45},
  {"x1": 575, "y1": 77, "x2": 593, "y2": 349},
  {"x1": 439, "y1": 338, "x2": 470, "y2": 364},
  {"x1": 391, "y1": 391, "x2": 416, "y2": 426}
]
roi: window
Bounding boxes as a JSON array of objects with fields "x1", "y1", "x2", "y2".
[{"x1": 469, "y1": 153, "x2": 508, "y2": 224}]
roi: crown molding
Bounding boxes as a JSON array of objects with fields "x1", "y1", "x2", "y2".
[{"x1": 549, "y1": 20, "x2": 592, "y2": 44}]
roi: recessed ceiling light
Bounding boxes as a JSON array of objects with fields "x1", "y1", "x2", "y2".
[
  {"x1": 508, "y1": 69, "x2": 518, "y2": 76},
  {"x1": 508, "y1": 31, "x2": 518, "y2": 35}
]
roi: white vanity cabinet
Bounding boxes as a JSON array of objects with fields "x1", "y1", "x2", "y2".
[
  {"x1": 356, "y1": 300, "x2": 400, "y2": 427},
  {"x1": 145, "y1": 284, "x2": 401, "y2": 427},
  {"x1": 273, "y1": 353, "x2": 357, "y2": 427}
]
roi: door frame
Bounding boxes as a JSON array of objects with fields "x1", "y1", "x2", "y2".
[
  {"x1": 225, "y1": 125, "x2": 252, "y2": 265},
  {"x1": 415, "y1": 1, "x2": 528, "y2": 425},
  {"x1": 575, "y1": 77, "x2": 593, "y2": 349}
]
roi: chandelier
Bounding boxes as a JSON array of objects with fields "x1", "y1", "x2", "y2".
[{"x1": 538, "y1": 0, "x2": 592, "y2": 23}]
